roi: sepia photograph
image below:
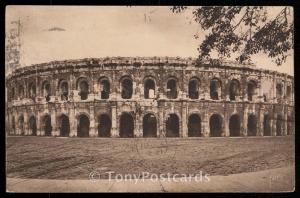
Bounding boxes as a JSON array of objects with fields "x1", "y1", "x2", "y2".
[{"x1": 5, "y1": 5, "x2": 294, "y2": 192}]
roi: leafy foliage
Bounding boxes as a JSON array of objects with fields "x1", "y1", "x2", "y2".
[{"x1": 171, "y1": 6, "x2": 293, "y2": 65}]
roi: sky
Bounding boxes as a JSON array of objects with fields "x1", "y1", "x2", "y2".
[{"x1": 5, "y1": 6, "x2": 294, "y2": 75}]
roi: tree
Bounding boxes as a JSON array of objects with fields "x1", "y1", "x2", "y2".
[{"x1": 171, "y1": 6, "x2": 293, "y2": 65}]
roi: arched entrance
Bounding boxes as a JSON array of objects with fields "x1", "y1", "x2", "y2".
[
  {"x1": 144, "y1": 79, "x2": 155, "y2": 99},
  {"x1": 166, "y1": 114, "x2": 179, "y2": 137},
  {"x1": 188, "y1": 114, "x2": 201, "y2": 137},
  {"x1": 121, "y1": 78, "x2": 133, "y2": 99},
  {"x1": 98, "y1": 114, "x2": 111, "y2": 137},
  {"x1": 263, "y1": 114, "x2": 271, "y2": 136},
  {"x1": 120, "y1": 113, "x2": 134, "y2": 138},
  {"x1": 60, "y1": 114, "x2": 70, "y2": 137},
  {"x1": 247, "y1": 114, "x2": 257, "y2": 136},
  {"x1": 188, "y1": 78, "x2": 200, "y2": 99},
  {"x1": 229, "y1": 79, "x2": 240, "y2": 101},
  {"x1": 43, "y1": 115, "x2": 52, "y2": 136},
  {"x1": 143, "y1": 113, "x2": 157, "y2": 137},
  {"x1": 78, "y1": 81, "x2": 89, "y2": 100},
  {"x1": 210, "y1": 114, "x2": 222, "y2": 137},
  {"x1": 166, "y1": 79, "x2": 177, "y2": 99},
  {"x1": 60, "y1": 81, "x2": 69, "y2": 100},
  {"x1": 229, "y1": 114, "x2": 241, "y2": 137},
  {"x1": 210, "y1": 78, "x2": 221, "y2": 100},
  {"x1": 18, "y1": 115, "x2": 24, "y2": 135},
  {"x1": 276, "y1": 115, "x2": 283, "y2": 136},
  {"x1": 99, "y1": 78, "x2": 110, "y2": 99},
  {"x1": 247, "y1": 81, "x2": 256, "y2": 101},
  {"x1": 77, "y1": 115, "x2": 90, "y2": 137},
  {"x1": 29, "y1": 116, "x2": 37, "y2": 136}
]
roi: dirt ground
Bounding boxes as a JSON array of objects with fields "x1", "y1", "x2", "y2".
[{"x1": 6, "y1": 136, "x2": 294, "y2": 180}]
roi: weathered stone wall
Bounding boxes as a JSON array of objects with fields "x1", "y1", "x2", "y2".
[{"x1": 6, "y1": 57, "x2": 294, "y2": 137}]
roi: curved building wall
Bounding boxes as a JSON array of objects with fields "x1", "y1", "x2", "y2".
[{"x1": 5, "y1": 57, "x2": 295, "y2": 137}]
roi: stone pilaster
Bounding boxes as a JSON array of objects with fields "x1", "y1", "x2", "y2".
[
  {"x1": 111, "y1": 105, "x2": 118, "y2": 137},
  {"x1": 51, "y1": 110, "x2": 58, "y2": 136},
  {"x1": 181, "y1": 102, "x2": 188, "y2": 137},
  {"x1": 69, "y1": 107, "x2": 76, "y2": 137},
  {"x1": 89, "y1": 105, "x2": 97, "y2": 137}
]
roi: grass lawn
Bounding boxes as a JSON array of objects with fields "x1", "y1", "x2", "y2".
[{"x1": 6, "y1": 136, "x2": 294, "y2": 180}]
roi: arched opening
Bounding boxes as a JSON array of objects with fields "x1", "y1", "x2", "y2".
[
  {"x1": 229, "y1": 114, "x2": 241, "y2": 137},
  {"x1": 263, "y1": 114, "x2": 271, "y2": 136},
  {"x1": 121, "y1": 78, "x2": 133, "y2": 99},
  {"x1": 144, "y1": 79, "x2": 155, "y2": 99},
  {"x1": 276, "y1": 114, "x2": 283, "y2": 136},
  {"x1": 18, "y1": 85, "x2": 24, "y2": 99},
  {"x1": 77, "y1": 114, "x2": 90, "y2": 137},
  {"x1": 60, "y1": 81, "x2": 69, "y2": 101},
  {"x1": 98, "y1": 114, "x2": 111, "y2": 137},
  {"x1": 28, "y1": 83, "x2": 36, "y2": 101},
  {"x1": 188, "y1": 114, "x2": 201, "y2": 137},
  {"x1": 60, "y1": 114, "x2": 70, "y2": 137},
  {"x1": 78, "y1": 80, "x2": 89, "y2": 100},
  {"x1": 99, "y1": 78, "x2": 110, "y2": 99},
  {"x1": 287, "y1": 115, "x2": 293, "y2": 135},
  {"x1": 247, "y1": 114, "x2": 257, "y2": 136},
  {"x1": 11, "y1": 116, "x2": 15, "y2": 135},
  {"x1": 42, "y1": 81, "x2": 51, "y2": 102},
  {"x1": 286, "y1": 85, "x2": 291, "y2": 101},
  {"x1": 166, "y1": 79, "x2": 177, "y2": 99},
  {"x1": 18, "y1": 115, "x2": 24, "y2": 135},
  {"x1": 247, "y1": 80, "x2": 257, "y2": 101},
  {"x1": 166, "y1": 114, "x2": 179, "y2": 137},
  {"x1": 210, "y1": 114, "x2": 222, "y2": 137},
  {"x1": 276, "y1": 83, "x2": 283, "y2": 99},
  {"x1": 120, "y1": 113, "x2": 134, "y2": 138},
  {"x1": 143, "y1": 113, "x2": 157, "y2": 137},
  {"x1": 229, "y1": 79, "x2": 240, "y2": 101},
  {"x1": 188, "y1": 78, "x2": 200, "y2": 99},
  {"x1": 210, "y1": 78, "x2": 221, "y2": 100},
  {"x1": 43, "y1": 115, "x2": 52, "y2": 136},
  {"x1": 29, "y1": 116, "x2": 37, "y2": 136}
]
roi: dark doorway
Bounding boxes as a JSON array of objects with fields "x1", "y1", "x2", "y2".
[
  {"x1": 79, "y1": 81, "x2": 89, "y2": 100},
  {"x1": 60, "y1": 82, "x2": 69, "y2": 100},
  {"x1": 143, "y1": 113, "x2": 157, "y2": 137},
  {"x1": 263, "y1": 114, "x2": 271, "y2": 136},
  {"x1": 229, "y1": 114, "x2": 240, "y2": 137},
  {"x1": 11, "y1": 116, "x2": 15, "y2": 135},
  {"x1": 99, "y1": 79, "x2": 110, "y2": 99},
  {"x1": 166, "y1": 114, "x2": 179, "y2": 137},
  {"x1": 287, "y1": 115, "x2": 292, "y2": 135},
  {"x1": 188, "y1": 114, "x2": 201, "y2": 137},
  {"x1": 188, "y1": 79, "x2": 199, "y2": 99},
  {"x1": 166, "y1": 79, "x2": 177, "y2": 99},
  {"x1": 144, "y1": 79, "x2": 155, "y2": 99},
  {"x1": 210, "y1": 114, "x2": 222, "y2": 137},
  {"x1": 229, "y1": 80, "x2": 240, "y2": 101},
  {"x1": 121, "y1": 78, "x2": 133, "y2": 99},
  {"x1": 18, "y1": 116, "x2": 24, "y2": 135},
  {"x1": 276, "y1": 115, "x2": 283, "y2": 136},
  {"x1": 247, "y1": 81, "x2": 256, "y2": 101},
  {"x1": 247, "y1": 114, "x2": 257, "y2": 136},
  {"x1": 43, "y1": 82, "x2": 51, "y2": 102},
  {"x1": 29, "y1": 116, "x2": 37, "y2": 136},
  {"x1": 276, "y1": 83, "x2": 283, "y2": 99},
  {"x1": 60, "y1": 115, "x2": 70, "y2": 137},
  {"x1": 120, "y1": 113, "x2": 134, "y2": 138},
  {"x1": 77, "y1": 115, "x2": 90, "y2": 137},
  {"x1": 210, "y1": 79, "x2": 221, "y2": 100},
  {"x1": 44, "y1": 115, "x2": 52, "y2": 136},
  {"x1": 98, "y1": 114, "x2": 111, "y2": 137}
]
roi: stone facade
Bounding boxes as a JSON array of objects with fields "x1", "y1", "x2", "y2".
[{"x1": 5, "y1": 57, "x2": 294, "y2": 138}]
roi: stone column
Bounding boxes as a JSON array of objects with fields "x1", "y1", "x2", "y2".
[
  {"x1": 51, "y1": 109, "x2": 58, "y2": 136},
  {"x1": 202, "y1": 110, "x2": 209, "y2": 137},
  {"x1": 69, "y1": 107, "x2": 76, "y2": 137},
  {"x1": 37, "y1": 111, "x2": 42, "y2": 136},
  {"x1": 224, "y1": 105, "x2": 229, "y2": 137},
  {"x1": 24, "y1": 112, "x2": 29, "y2": 135},
  {"x1": 242, "y1": 106, "x2": 248, "y2": 136},
  {"x1": 258, "y1": 109, "x2": 264, "y2": 136},
  {"x1": 111, "y1": 105, "x2": 118, "y2": 137},
  {"x1": 158, "y1": 104, "x2": 165, "y2": 137},
  {"x1": 271, "y1": 114, "x2": 276, "y2": 136},
  {"x1": 284, "y1": 111, "x2": 288, "y2": 136},
  {"x1": 89, "y1": 106, "x2": 97, "y2": 137},
  {"x1": 181, "y1": 102, "x2": 188, "y2": 137}
]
